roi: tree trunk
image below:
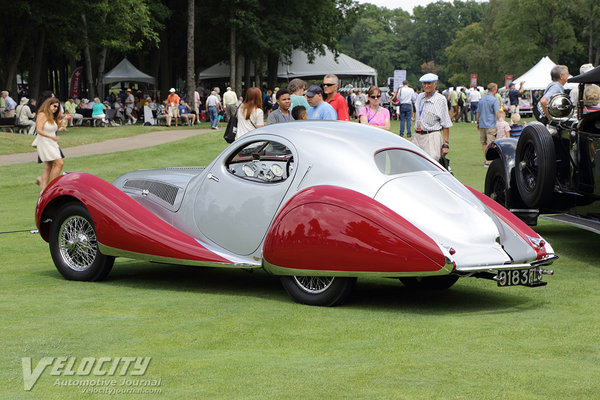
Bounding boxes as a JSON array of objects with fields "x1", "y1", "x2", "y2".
[
  {"x1": 159, "y1": 29, "x2": 170, "y2": 101},
  {"x1": 29, "y1": 31, "x2": 46, "y2": 101},
  {"x1": 81, "y1": 12, "x2": 96, "y2": 99},
  {"x1": 244, "y1": 54, "x2": 251, "y2": 94},
  {"x1": 5, "y1": 38, "x2": 26, "y2": 97},
  {"x1": 186, "y1": 0, "x2": 196, "y2": 105},
  {"x1": 229, "y1": 10, "x2": 236, "y2": 90},
  {"x1": 96, "y1": 47, "x2": 108, "y2": 99},
  {"x1": 267, "y1": 53, "x2": 279, "y2": 90},
  {"x1": 235, "y1": 52, "x2": 243, "y2": 98}
]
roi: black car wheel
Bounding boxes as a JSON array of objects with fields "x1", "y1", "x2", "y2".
[
  {"x1": 515, "y1": 124, "x2": 555, "y2": 208},
  {"x1": 484, "y1": 159, "x2": 507, "y2": 206},
  {"x1": 280, "y1": 276, "x2": 356, "y2": 306},
  {"x1": 49, "y1": 203, "x2": 115, "y2": 281},
  {"x1": 400, "y1": 275, "x2": 459, "y2": 290}
]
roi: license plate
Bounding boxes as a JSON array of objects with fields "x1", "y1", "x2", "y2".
[{"x1": 497, "y1": 268, "x2": 545, "y2": 287}]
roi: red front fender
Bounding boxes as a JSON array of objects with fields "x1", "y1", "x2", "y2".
[{"x1": 36, "y1": 172, "x2": 229, "y2": 263}]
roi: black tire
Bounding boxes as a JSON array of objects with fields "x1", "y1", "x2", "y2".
[
  {"x1": 514, "y1": 124, "x2": 555, "y2": 208},
  {"x1": 49, "y1": 203, "x2": 115, "y2": 281},
  {"x1": 280, "y1": 276, "x2": 357, "y2": 306},
  {"x1": 484, "y1": 159, "x2": 507, "y2": 206},
  {"x1": 400, "y1": 275, "x2": 459, "y2": 290}
]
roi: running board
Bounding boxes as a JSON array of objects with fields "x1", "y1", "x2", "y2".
[{"x1": 541, "y1": 214, "x2": 600, "y2": 234}]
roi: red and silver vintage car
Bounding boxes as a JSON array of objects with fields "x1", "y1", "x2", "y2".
[{"x1": 36, "y1": 121, "x2": 556, "y2": 306}]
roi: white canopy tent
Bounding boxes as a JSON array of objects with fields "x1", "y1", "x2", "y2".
[
  {"x1": 198, "y1": 49, "x2": 377, "y2": 82},
  {"x1": 103, "y1": 58, "x2": 155, "y2": 85},
  {"x1": 512, "y1": 56, "x2": 576, "y2": 90}
]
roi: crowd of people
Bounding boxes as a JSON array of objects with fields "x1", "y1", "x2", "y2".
[{"x1": 4, "y1": 62, "x2": 600, "y2": 193}]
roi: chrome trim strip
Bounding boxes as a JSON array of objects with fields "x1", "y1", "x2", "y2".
[
  {"x1": 262, "y1": 260, "x2": 452, "y2": 277},
  {"x1": 98, "y1": 243, "x2": 261, "y2": 269},
  {"x1": 455, "y1": 255, "x2": 557, "y2": 272}
]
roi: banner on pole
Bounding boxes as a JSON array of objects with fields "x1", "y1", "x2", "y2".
[
  {"x1": 393, "y1": 70, "x2": 406, "y2": 93},
  {"x1": 69, "y1": 67, "x2": 83, "y2": 98},
  {"x1": 505, "y1": 75, "x2": 513, "y2": 88},
  {"x1": 470, "y1": 74, "x2": 478, "y2": 87}
]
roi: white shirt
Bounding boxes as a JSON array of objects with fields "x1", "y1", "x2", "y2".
[
  {"x1": 397, "y1": 86, "x2": 415, "y2": 104},
  {"x1": 470, "y1": 89, "x2": 481, "y2": 102},
  {"x1": 236, "y1": 107, "x2": 264, "y2": 139}
]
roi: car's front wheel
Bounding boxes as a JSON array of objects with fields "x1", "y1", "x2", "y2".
[
  {"x1": 400, "y1": 275, "x2": 459, "y2": 290},
  {"x1": 484, "y1": 159, "x2": 507, "y2": 206},
  {"x1": 49, "y1": 203, "x2": 115, "y2": 281},
  {"x1": 280, "y1": 276, "x2": 356, "y2": 306}
]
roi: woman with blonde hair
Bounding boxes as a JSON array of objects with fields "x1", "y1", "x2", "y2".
[
  {"x1": 358, "y1": 85, "x2": 391, "y2": 130},
  {"x1": 33, "y1": 97, "x2": 66, "y2": 190},
  {"x1": 236, "y1": 87, "x2": 264, "y2": 139}
]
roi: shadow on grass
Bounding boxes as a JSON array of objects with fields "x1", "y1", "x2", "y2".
[
  {"x1": 39, "y1": 260, "x2": 540, "y2": 314},
  {"x1": 535, "y1": 223, "x2": 600, "y2": 267}
]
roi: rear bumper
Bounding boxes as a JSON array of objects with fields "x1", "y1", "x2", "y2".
[{"x1": 454, "y1": 255, "x2": 558, "y2": 273}]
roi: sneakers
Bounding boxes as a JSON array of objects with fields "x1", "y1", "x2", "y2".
[
  {"x1": 132, "y1": 117, "x2": 137, "y2": 124},
  {"x1": 483, "y1": 162, "x2": 490, "y2": 167}
]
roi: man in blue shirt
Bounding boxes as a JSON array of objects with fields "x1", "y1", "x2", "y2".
[
  {"x1": 538, "y1": 65, "x2": 569, "y2": 120},
  {"x1": 1, "y1": 90, "x2": 17, "y2": 118},
  {"x1": 507, "y1": 81, "x2": 524, "y2": 115},
  {"x1": 306, "y1": 85, "x2": 337, "y2": 120},
  {"x1": 477, "y1": 82, "x2": 499, "y2": 166}
]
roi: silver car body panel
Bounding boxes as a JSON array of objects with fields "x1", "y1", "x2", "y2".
[{"x1": 111, "y1": 121, "x2": 554, "y2": 271}]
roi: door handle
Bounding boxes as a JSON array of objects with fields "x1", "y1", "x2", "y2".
[{"x1": 207, "y1": 173, "x2": 219, "y2": 182}]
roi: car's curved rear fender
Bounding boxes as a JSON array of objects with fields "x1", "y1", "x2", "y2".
[{"x1": 263, "y1": 185, "x2": 448, "y2": 276}]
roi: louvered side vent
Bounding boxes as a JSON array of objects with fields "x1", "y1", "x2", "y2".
[
  {"x1": 123, "y1": 179, "x2": 180, "y2": 205},
  {"x1": 166, "y1": 167, "x2": 206, "y2": 173}
]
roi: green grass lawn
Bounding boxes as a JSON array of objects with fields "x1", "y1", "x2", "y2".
[
  {"x1": 1, "y1": 122, "x2": 599, "y2": 399},
  {"x1": 0, "y1": 121, "x2": 219, "y2": 156}
]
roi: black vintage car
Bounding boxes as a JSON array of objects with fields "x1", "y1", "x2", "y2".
[{"x1": 485, "y1": 66, "x2": 600, "y2": 234}]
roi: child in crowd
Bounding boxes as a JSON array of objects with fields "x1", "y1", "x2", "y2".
[
  {"x1": 292, "y1": 105, "x2": 307, "y2": 120},
  {"x1": 496, "y1": 110, "x2": 510, "y2": 139},
  {"x1": 509, "y1": 113, "x2": 525, "y2": 138}
]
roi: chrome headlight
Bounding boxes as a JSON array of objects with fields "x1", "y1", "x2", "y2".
[{"x1": 547, "y1": 93, "x2": 573, "y2": 119}]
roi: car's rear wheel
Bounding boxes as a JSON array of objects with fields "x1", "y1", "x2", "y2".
[
  {"x1": 280, "y1": 276, "x2": 356, "y2": 306},
  {"x1": 484, "y1": 159, "x2": 507, "y2": 206},
  {"x1": 400, "y1": 275, "x2": 459, "y2": 290},
  {"x1": 515, "y1": 124, "x2": 555, "y2": 208},
  {"x1": 49, "y1": 203, "x2": 114, "y2": 281}
]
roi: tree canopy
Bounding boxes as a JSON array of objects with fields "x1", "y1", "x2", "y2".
[{"x1": 1, "y1": 0, "x2": 597, "y2": 100}]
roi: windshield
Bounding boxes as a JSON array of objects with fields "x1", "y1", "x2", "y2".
[{"x1": 374, "y1": 149, "x2": 440, "y2": 175}]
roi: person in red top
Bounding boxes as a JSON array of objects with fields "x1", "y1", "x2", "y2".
[
  {"x1": 166, "y1": 88, "x2": 180, "y2": 127},
  {"x1": 323, "y1": 74, "x2": 349, "y2": 121}
]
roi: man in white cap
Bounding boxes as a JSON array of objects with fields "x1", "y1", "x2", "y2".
[
  {"x1": 412, "y1": 73, "x2": 452, "y2": 163},
  {"x1": 570, "y1": 63, "x2": 595, "y2": 105},
  {"x1": 125, "y1": 88, "x2": 136, "y2": 124}
]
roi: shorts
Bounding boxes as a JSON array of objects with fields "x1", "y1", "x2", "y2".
[
  {"x1": 510, "y1": 104, "x2": 519, "y2": 114},
  {"x1": 479, "y1": 128, "x2": 497, "y2": 145},
  {"x1": 168, "y1": 106, "x2": 178, "y2": 118}
]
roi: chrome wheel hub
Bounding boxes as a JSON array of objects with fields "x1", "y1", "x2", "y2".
[
  {"x1": 293, "y1": 276, "x2": 334, "y2": 294},
  {"x1": 58, "y1": 216, "x2": 98, "y2": 271}
]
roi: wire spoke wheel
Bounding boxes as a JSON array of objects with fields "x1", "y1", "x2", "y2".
[
  {"x1": 58, "y1": 215, "x2": 98, "y2": 271},
  {"x1": 293, "y1": 276, "x2": 335, "y2": 294},
  {"x1": 49, "y1": 203, "x2": 114, "y2": 281}
]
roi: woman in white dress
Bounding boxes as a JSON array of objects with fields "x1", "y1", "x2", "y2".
[
  {"x1": 235, "y1": 87, "x2": 264, "y2": 140},
  {"x1": 34, "y1": 97, "x2": 66, "y2": 190}
]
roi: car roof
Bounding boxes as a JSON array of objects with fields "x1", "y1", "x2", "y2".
[
  {"x1": 568, "y1": 65, "x2": 600, "y2": 84},
  {"x1": 244, "y1": 120, "x2": 422, "y2": 158}
]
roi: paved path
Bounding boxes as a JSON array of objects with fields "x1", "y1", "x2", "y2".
[{"x1": 0, "y1": 128, "x2": 214, "y2": 166}]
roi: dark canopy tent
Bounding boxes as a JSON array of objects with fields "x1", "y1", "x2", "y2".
[{"x1": 102, "y1": 58, "x2": 155, "y2": 85}]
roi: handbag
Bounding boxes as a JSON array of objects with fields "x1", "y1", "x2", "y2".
[{"x1": 223, "y1": 106, "x2": 239, "y2": 143}]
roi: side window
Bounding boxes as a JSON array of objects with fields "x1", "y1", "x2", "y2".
[{"x1": 226, "y1": 140, "x2": 294, "y2": 183}]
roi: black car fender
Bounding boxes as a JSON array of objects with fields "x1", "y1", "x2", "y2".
[{"x1": 486, "y1": 138, "x2": 518, "y2": 190}]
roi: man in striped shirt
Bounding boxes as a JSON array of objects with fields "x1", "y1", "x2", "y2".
[{"x1": 412, "y1": 73, "x2": 452, "y2": 162}]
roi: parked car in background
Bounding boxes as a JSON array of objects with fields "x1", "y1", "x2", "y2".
[
  {"x1": 485, "y1": 66, "x2": 600, "y2": 234},
  {"x1": 36, "y1": 122, "x2": 556, "y2": 306}
]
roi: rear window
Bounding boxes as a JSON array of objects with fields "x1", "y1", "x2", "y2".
[{"x1": 374, "y1": 149, "x2": 440, "y2": 175}]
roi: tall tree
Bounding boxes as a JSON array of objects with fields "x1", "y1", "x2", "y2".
[{"x1": 187, "y1": 0, "x2": 196, "y2": 105}]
